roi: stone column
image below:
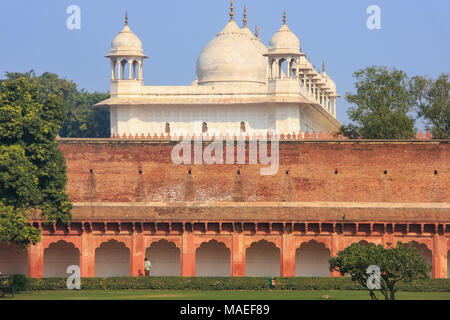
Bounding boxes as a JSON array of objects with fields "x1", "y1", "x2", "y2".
[
  {"x1": 333, "y1": 97, "x2": 337, "y2": 117},
  {"x1": 128, "y1": 59, "x2": 133, "y2": 80},
  {"x1": 117, "y1": 59, "x2": 122, "y2": 80},
  {"x1": 286, "y1": 58, "x2": 291, "y2": 78},
  {"x1": 276, "y1": 59, "x2": 281, "y2": 79},
  {"x1": 80, "y1": 229, "x2": 95, "y2": 277},
  {"x1": 432, "y1": 233, "x2": 448, "y2": 278},
  {"x1": 111, "y1": 59, "x2": 115, "y2": 80},
  {"x1": 131, "y1": 226, "x2": 145, "y2": 277},
  {"x1": 281, "y1": 232, "x2": 295, "y2": 277},
  {"x1": 231, "y1": 231, "x2": 245, "y2": 276},
  {"x1": 181, "y1": 231, "x2": 195, "y2": 276},
  {"x1": 28, "y1": 241, "x2": 44, "y2": 278},
  {"x1": 330, "y1": 232, "x2": 342, "y2": 277}
]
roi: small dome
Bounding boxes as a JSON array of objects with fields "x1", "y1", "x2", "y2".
[
  {"x1": 110, "y1": 25, "x2": 145, "y2": 57},
  {"x1": 268, "y1": 23, "x2": 301, "y2": 55},
  {"x1": 196, "y1": 20, "x2": 266, "y2": 86}
]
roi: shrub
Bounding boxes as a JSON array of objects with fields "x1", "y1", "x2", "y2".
[
  {"x1": 12, "y1": 274, "x2": 29, "y2": 291},
  {"x1": 20, "y1": 276, "x2": 450, "y2": 292}
]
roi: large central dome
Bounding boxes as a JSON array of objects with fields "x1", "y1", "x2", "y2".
[{"x1": 196, "y1": 20, "x2": 266, "y2": 86}]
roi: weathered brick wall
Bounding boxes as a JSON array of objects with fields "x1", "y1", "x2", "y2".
[{"x1": 58, "y1": 139, "x2": 450, "y2": 204}]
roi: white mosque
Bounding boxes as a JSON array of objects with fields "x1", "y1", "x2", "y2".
[{"x1": 96, "y1": 2, "x2": 341, "y2": 137}]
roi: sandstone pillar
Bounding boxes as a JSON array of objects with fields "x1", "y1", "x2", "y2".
[
  {"x1": 330, "y1": 232, "x2": 341, "y2": 277},
  {"x1": 80, "y1": 230, "x2": 95, "y2": 277},
  {"x1": 281, "y1": 233, "x2": 295, "y2": 277},
  {"x1": 432, "y1": 234, "x2": 448, "y2": 279},
  {"x1": 28, "y1": 241, "x2": 44, "y2": 278},
  {"x1": 131, "y1": 227, "x2": 145, "y2": 277},
  {"x1": 181, "y1": 231, "x2": 195, "y2": 276},
  {"x1": 231, "y1": 232, "x2": 245, "y2": 276}
]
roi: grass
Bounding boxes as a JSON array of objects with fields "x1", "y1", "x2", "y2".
[{"x1": 4, "y1": 290, "x2": 450, "y2": 300}]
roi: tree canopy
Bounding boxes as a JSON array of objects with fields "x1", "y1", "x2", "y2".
[
  {"x1": 411, "y1": 73, "x2": 449, "y2": 139},
  {"x1": 1, "y1": 71, "x2": 110, "y2": 138},
  {"x1": 329, "y1": 242, "x2": 430, "y2": 300},
  {"x1": 0, "y1": 75, "x2": 71, "y2": 246},
  {"x1": 0, "y1": 71, "x2": 108, "y2": 247},
  {"x1": 340, "y1": 66, "x2": 416, "y2": 139}
]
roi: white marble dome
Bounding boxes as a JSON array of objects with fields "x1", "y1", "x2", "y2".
[
  {"x1": 110, "y1": 25, "x2": 145, "y2": 56},
  {"x1": 196, "y1": 20, "x2": 267, "y2": 86},
  {"x1": 268, "y1": 23, "x2": 301, "y2": 55}
]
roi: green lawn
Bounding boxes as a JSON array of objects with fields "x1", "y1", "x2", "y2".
[{"x1": 4, "y1": 290, "x2": 450, "y2": 300}]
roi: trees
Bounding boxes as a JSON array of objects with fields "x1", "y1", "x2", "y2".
[
  {"x1": 59, "y1": 90, "x2": 110, "y2": 138},
  {"x1": 341, "y1": 67, "x2": 449, "y2": 139},
  {"x1": 411, "y1": 73, "x2": 449, "y2": 139},
  {"x1": 329, "y1": 242, "x2": 430, "y2": 300},
  {"x1": 1, "y1": 71, "x2": 110, "y2": 138},
  {"x1": 341, "y1": 66, "x2": 416, "y2": 139},
  {"x1": 0, "y1": 76, "x2": 72, "y2": 247}
]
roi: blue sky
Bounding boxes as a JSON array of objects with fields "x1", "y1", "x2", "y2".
[{"x1": 0, "y1": 0, "x2": 449, "y2": 125}]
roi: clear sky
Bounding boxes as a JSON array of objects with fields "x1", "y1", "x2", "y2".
[{"x1": 0, "y1": 0, "x2": 449, "y2": 124}]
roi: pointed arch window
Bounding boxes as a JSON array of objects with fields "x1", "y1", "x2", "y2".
[
  {"x1": 202, "y1": 122, "x2": 208, "y2": 133},
  {"x1": 165, "y1": 123, "x2": 170, "y2": 133}
]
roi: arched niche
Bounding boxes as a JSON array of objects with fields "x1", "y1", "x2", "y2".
[
  {"x1": 245, "y1": 240, "x2": 280, "y2": 277},
  {"x1": 295, "y1": 240, "x2": 330, "y2": 277},
  {"x1": 145, "y1": 239, "x2": 180, "y2": 276},
  {"x1": 95, "y1": 240, "x2": 130, "y2": 277},
  {"x1": 0, "y1": 242, "x2": 28, "y2": 276},
  {"x1": 195, "y1": 240, "x2": 230, "y2": 277},
  {"x1": 44, "y1": 240, "x2": 80, "y2": 278}
]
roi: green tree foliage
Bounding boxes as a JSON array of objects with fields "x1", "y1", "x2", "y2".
[
  {"x1": 60, "y1": 90, "x2": 110, "y2": 138},
  {"x1": 411, "y1": 73, "x2": 449, "y2": 139},
  {"x1": 0, "y1": 76, "x2": 72, "y2": 246},
  {"x1": 329, "y1": 242, "x2": 430, "y2": 300},
  {"x1": 1, "y1": 71, "x2": 110, "y2": 138},
  {"x1": 341, "y1": 66, "x2": 416, "y2": 139}
]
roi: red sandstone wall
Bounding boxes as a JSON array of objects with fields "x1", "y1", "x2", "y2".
[{"x1": 58, "y1": 140, "x2": 450, "y2": 203}]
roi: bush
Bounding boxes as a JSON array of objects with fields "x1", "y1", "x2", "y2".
[
  {"x1": 12, "y1": 274, "x2": 29, "y2": 291},
  {"x1": 19, "y1": 276, "x2": 450, "y2": 292}
]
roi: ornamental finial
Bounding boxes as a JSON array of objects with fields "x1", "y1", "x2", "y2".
[
  {"x1": 229, "y1": 0, "x2": 234, "y2": 21},
  {"x1": 125, "y1": 11, "x2": 128, "y2": 25},
  {"x1": 283, "y1": 9, "x2": 286, "y2": 24},
  {"x1": 255, "y1": 25, "x2": 259, "y2": 38},
  {"x1": 322, "y1": 60, "x2": 326, "y2": 73},
  {"x1": 243, "y1": 5, "x2": 248, "y2": 27}
]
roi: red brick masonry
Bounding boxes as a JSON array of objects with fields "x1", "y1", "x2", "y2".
[{"x1": 26, "y1": 139, "x2": 450, "y2": 278}]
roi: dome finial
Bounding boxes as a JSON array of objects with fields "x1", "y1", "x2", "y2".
[
  {"x1": 125, "y1": 11, "x2": 128, "y2": 25},
  {"x1": 229, "y1": 0, "x2": 234, "y2": 21},
  {"x1": 243, "y1": 5, "x2": 248, "y2": 27},
  {"x1": 283, "y1": 9, "x2": 287, "y2": 24},
  {"x1": 255, "y1": 25, "x2": 259, "y2": 38},
  {"x1": 322, "y1": 60, "x2": 326, "y2": 73}
]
